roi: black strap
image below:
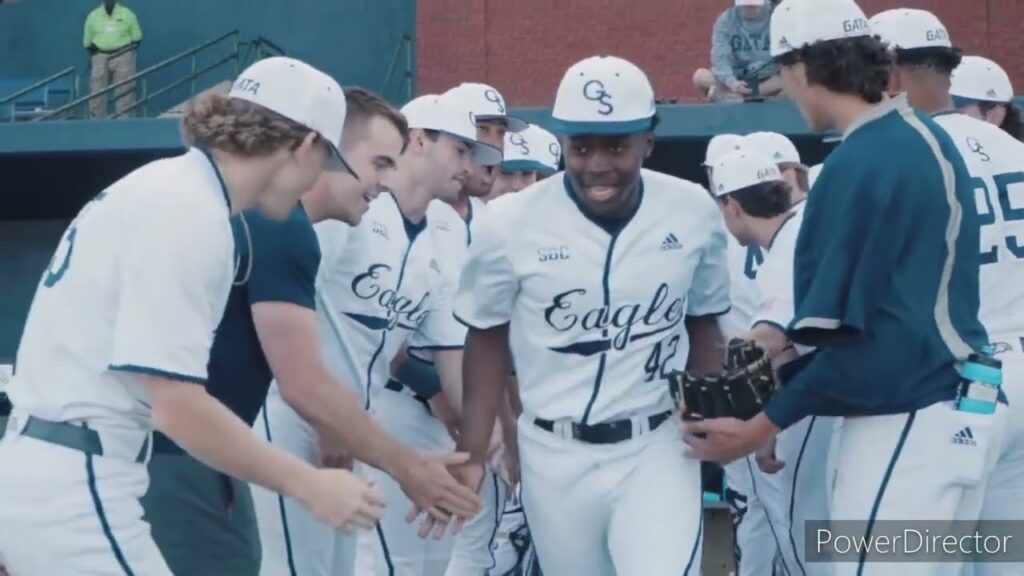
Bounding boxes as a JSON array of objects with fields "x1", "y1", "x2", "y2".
[
  {"x1": 385, "y1": 378, "x2": 432, "y2": 413},
  {"x1": 533, "y1": 411, "x2": 671, "y2": 445}
]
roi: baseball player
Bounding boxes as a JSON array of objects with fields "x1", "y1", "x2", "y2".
[
  {"x1": 704, "y1": 133, "x2": 785, "y2": 576},
  {"x1": 712, "y1": 147, "x2": 833, "y2": 576},
  {"x1": 448, "y1": 55, "x2": 731, "y2": 574},
  {"x1": 950, "y1": 56, "x2": 1023, "y2": 142},
  {"x1": 870, "y1": 9, "x2": 1024, "y2": 574},
  {"x1": 742, "y1": 131, "x2": 810, "y2": 210},
  {"x1": 139, "y1": 87, "x2": 479, "y2": 576},
  {"x1": 486, "y1": 123, "x2": 561, "y2": 201},
  {"x1": 686, "y1": 2, "x2": 1007, "y2": 575},
  {"x1": 0, "y1": 57, "x2": 385, "y2": 576},
  {"x1": 355, "y1": 83, "x2": 520, "y2": 576},
  {"x1": 254, "y1": 89, "x2": 498, "y2": 576}
]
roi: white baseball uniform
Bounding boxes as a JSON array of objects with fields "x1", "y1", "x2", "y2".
[
  {"x1": 0, "y1": 148, "x2": 235, "y2": 576},
  {"x1": 455, "y1": 169, "x2": 730, "y2": 575},
  {"x1": 752, "y1": 207, "x2": 833, "y2": 576},
  {"x1": 933, "y1": 112, "x2": 1024, "y2": 576},
  {"x1": 253, "y1": 192, "x2": 459, "y2": 576}
]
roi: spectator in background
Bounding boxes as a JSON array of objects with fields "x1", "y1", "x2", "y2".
[
  {"x1": 692, "y1": 0, "x2": 782, "y2": 102},
  {"x1": 83, "y1": 0, "x2": 142, "y2": 118}
]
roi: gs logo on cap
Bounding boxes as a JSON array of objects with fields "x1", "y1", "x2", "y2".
[
  {"x1": 484, "y1": 89, "x2": 506, "y2": 114},
  {"x1": 509, "y1": 132, "x2": 529, "y2": 156},
  {"x1": 582, "y1": 80, "x2": 614, "y2": 116},
  {"x1": 549, "y1": 142, "x2": 561, "y2": 161}
]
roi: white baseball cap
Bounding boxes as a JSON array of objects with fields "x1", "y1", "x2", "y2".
[
  {"x1": 401, "y1": 93, "x2": 503, "y2": 166},
  {"x1": 443, "y1": 83, "x2": 528, "y2": 132},
  {"x1": 951, "y1": 56, "x2": 1015, "y2": 103},
  {"x1": 502, "y1": 124, "x2": 561, "y2": 175},
  {"x1": 736, "y1": 0, "x2": 766, "y2": 5},
  {"x1": 711, "y1": 149, "x2": 784, "y2": 198},
  {"x1": 770, "y1": 0, "x2": 872, "y2": 58},
  {"x1": 743, "y1": 131, "x2": 802, "y2": 164},
  {"x1": 869, "y1": 9, "x2": 951, "y2": 51},
  {"x1": 807, "y1": 163, "x2": 823, "y2": 188},
  {"x1": 551, "y1": 55, "x2": 657, "y2": 135},
  {"x1": 703, "y1": 133, "x2": 744, "y2": 167},
  {"x1": 229, "y1": 56, "x2": 353, "y2": 175}
]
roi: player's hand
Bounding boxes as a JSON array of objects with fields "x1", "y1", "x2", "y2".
[
  {"x1": 755, "y1": 436, "x2": 785, "y2": 474},
  {"x1": 406, "y1": 461, "x2": 486, "y2": 540},
  {"x1": 729, "y1": 79, "x2": 752, "y2": 95},
  {"x1": 295, "y1": 468, "x2": 385, "y2": 533},
  {"x1": 682, "y1": 413, "x2": 779, "y2": 464},
  {"x1": 395, "y1": 452, "x2": 481, "y2": 522},
  {"x1": 428, "y1": 395, "x2": 461, "y2": 442}
]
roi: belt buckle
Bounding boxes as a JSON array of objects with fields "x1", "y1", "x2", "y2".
[{"x1": 570, "y1": 421, "x2": 583, "y2": 441}]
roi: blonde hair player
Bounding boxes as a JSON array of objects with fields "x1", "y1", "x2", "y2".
[{"x1": 0, "y1": 57, "x2": 386, "y2": 576}]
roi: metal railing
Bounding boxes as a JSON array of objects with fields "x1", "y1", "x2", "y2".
[
  {"x1": 33, "y1": 31, "x2": 284, "y2": 122},
  {"x1": 0, "y1": 66, "x2": 78, "y2": 119},
  {"x1": 383, "y1": 34, "x2": 414, "y2": 103}
]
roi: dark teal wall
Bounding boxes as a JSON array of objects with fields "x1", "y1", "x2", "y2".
[{"x1": 0, "y1": 0, "x2": 416, "y2": 101}]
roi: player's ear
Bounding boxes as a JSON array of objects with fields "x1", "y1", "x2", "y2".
[{"x1": 642, "y1": 131, "x2": 655, "y2": 160}]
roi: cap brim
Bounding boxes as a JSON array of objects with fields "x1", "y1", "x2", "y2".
[
  {"x1": 475, "y1": 114, "x2": 529, "y2": 132},
  {"x1": 501, "y1": 159, "x2": 557, "y2": 174},
  {"x1": 470, "y1": 141, "x2": 503, "y2": 166},
  {"x1": 549, "y1": 116, "x2": 655, "y2": 136},
  {"x1": 325, "y1": 141, "x2": 358, "y2": 178}
]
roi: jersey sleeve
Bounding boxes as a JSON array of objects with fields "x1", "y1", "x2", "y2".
[
  {"x1": 752, "y1": 224, "x2": 797, "y2": 331},
  {"x1": 453, "y1": 207, "x2": 519, "y2": 329},
  {"x1": 109, "y1": 207, "x2": 231, "y2": 384},
  {"x1": 687, "y1": 214, "x2": 731, "y2": 317},
  {"x1": 313, "y1": 220, "x2": 352, "y2": 290},
  {"x1": 243, "y1": 210, "x2": 319, "y2": 310}
]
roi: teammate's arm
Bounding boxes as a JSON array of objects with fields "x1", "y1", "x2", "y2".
[
  {"x1": 685, "y1": 315, "x2": 726, "y2": 375},
  {"x1": 459, "y1": 324, "x2": 511, "y2": 465},
  {"x1": 252, "y1": 301, "x2": 480, "y2": 519},
  {"x1": 148, "y1": 375, "x2": 384, "y2": 532}
]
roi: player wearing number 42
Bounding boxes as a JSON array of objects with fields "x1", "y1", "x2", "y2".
[{"x1": 451, "y1": 54, "x2": 731, "y2": 575}]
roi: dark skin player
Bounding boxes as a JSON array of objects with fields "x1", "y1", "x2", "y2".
[{"x1": 410, "y1": 127, "x2": 726, "y2": 539}]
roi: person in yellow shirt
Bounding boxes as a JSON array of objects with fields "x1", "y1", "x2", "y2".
[{"x1": 83, "y1": 0, "x2": 142, "y2": 118}]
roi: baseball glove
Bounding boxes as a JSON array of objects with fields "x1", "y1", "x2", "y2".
[{"x1": 668, "y1": 339, "x2": 777, "y2": 421}]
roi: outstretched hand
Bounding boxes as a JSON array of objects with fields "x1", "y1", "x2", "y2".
[
  {"x1": 406, "y1": 461, "x2": 485, "y2": 540},
  {"x1": 681, "y1": 412, "x2": 779, "y2": 464}
]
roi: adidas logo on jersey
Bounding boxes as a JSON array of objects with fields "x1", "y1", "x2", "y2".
[
  {"x1": 372, "y1": 221, "x2": 389, "y2": 240},
  {"x1": 660, "y1": 233, "x2": 682, "y2": 251},
  {"x1": 429, "y1": 258, "x2": 441, "y2": 273},
  {"x1": 951, "y1": 427, "x2": 977, "y2": 446}
]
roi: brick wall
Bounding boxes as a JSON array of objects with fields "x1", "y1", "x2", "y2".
[{"x1": 417, "y1": 0, "x2": 1024, "y2": 106}]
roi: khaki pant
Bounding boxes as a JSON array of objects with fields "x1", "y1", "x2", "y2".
[{"x1": 89, "y1": 49, "x2": 136, "y2": 118}]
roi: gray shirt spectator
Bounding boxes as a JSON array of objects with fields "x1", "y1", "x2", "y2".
[{"x1": 693, "y1": 0, "x2": 782, "y2": 101}]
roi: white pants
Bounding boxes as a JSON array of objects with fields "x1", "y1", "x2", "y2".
[
  {"x1": 725, "y1": 416, "x2": 833, "y2": 576},
  {"x1": 828, "y1": 401, "x2": 1007, "y2": 576},
  {"x1": 444, "y1": 470, "x2": 509, "y2": 576},
  {"x1": 0, "y1": 431, "x2": 171, "y2": 576},
  {"x1": 724, "y1": 456, "x2": 785, "y2": 576},
  {"x1": 355, "y1": 387, "x2": 456, "y2": 576},
  {"x1": 519, "y1": 413, "x2": 703, "y2": 576},
  {"x1": 974, "y1": 356, "x2": 1024, "y2": 576},
  {"x1": 491, "y1": 488, "x2": 537, "y2": 575},
  {"x1": 253, "y1": 384, "x2": 356, "y2": 576}
]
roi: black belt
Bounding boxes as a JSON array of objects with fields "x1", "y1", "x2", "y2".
[
  {"x1": 385, "y1": 379, "x2": 432, "y2": 413},
  {"x1": 14, "y1": 415, "x2": 150, "y2": 463},
  {"x1": 533, "y1": 411, "x2": 672, "y2": 445}
]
